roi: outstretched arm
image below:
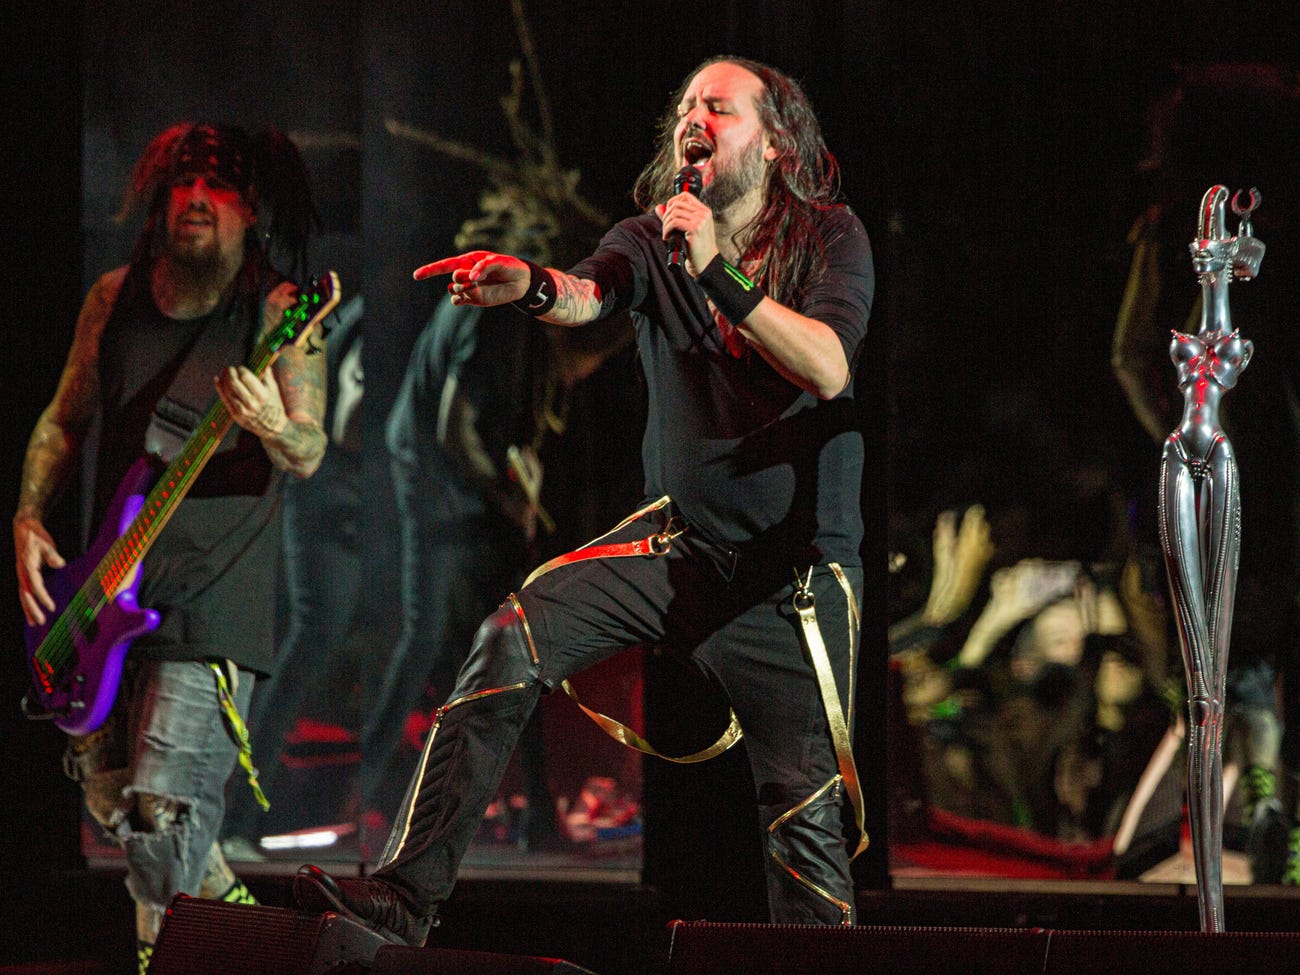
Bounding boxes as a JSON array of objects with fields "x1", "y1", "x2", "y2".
[
  {"x1": 215, "y1": 281, "x2": 328, "y2": 478},
  {"x1": 413, "y1": 250, "x2": 604, "y2": 326}
]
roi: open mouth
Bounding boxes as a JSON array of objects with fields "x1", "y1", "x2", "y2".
[{"x1": 682, "y1": 137, "x2": 714, "y2": 167}]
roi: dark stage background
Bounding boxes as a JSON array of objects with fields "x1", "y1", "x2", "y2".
[{"x1": 5, "y1": 0, "x2": 1300, "y2": 967}]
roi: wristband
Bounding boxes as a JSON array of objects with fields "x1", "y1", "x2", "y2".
[
  {"x1": 511, "y1": 260, "x2": 558, "y2": 316},
  {"x1": 697, "y1": 254, "x2": 765, "y2": 324}
]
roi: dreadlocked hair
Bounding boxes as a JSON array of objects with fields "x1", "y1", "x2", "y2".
[
  {"x1": 249, "y1": 125, "x2": 318, "y2": 279},
  {"x1": 632, "y1": 57, "x2": 843, "y2": 308},
  {"x1": 116, "y1": 121, "x2": 319, "y2": 282}
]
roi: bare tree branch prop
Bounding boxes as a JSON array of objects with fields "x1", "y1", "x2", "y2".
[
  {"x1": 511, "y1": 0, "x2": 557, "y2": 169},
  {"x1": 384, "y1": 2, "x2": 608, "y2": 265}
]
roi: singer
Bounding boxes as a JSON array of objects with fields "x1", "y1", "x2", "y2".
[{"x1": 295, "y1": 56, "x2": 873, "y2": 943}]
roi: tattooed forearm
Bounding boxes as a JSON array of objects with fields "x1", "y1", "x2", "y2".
[
  {"x1": 16, "y1": 272, "x2": 115, "y2": 519},
  {"x1": 16, "y1": 416, "x2": 80, "y2": 521},
  {"x1": 541, "y1": 273, "x2": 603, "y2": 325},
  {"x1": 260, "y1": 417, "x2": 328, "y2": 477},
  {"x1": 261, "y1": 334, "x2": 328, "y2": 478}
]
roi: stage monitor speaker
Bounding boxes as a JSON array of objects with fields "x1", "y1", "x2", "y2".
[
  {"x1": 369, "y1": 945, "x2": 599, "y2": 974},
  {"x1": 663, "y1": 920, "x2": 1050, "y2": 974},
  {"x1": 149, "y1": 894, "x2": 390, "y2": 975},
  {"x1": 1041, "y1": 929, "x2": 1300, "y2": 975}
]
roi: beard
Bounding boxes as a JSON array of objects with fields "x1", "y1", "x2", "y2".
[
  {"x1": 700, "y1": 133, "x2": 766, "y2": 215},
  {"x1": 164, "y1": 219, "x2": 241, "y2": 294}
]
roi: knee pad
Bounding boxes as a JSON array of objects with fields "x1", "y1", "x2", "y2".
[
  {"x1": 1188, "y1": 694, "x2": 1222, "y2": 730},
  {"x1": 447, "y1": 596, "x2": 541, "y2": 703}
]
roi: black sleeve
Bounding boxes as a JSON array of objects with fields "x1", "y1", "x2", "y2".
[
  {"x1": 800, "y1": 209, "x2": 874, "y2": 378},
  {"x1": 566, "y1": 218, "x2": 651, "y2": 319}
]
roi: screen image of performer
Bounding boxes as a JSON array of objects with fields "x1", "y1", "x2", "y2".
[
  {"x1": 295, "y1": 55, "x2": 872, "y2": 944},
  {"x1": 362, "y1": 287, "x2": 626, "y2": 848},
  {"x1": 13, "y1": 122, "x2": 326, "y2": 974},
  {"x1": 221, "y1": 297, "x2": 364, "y2": 854}
]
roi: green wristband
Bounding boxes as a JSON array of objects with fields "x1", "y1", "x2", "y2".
[{"x1": 697, "y1": 254, "x2": 765, "y2": 324}]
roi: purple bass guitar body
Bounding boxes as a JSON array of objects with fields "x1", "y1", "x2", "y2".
[{"x1": 23, "y1": 458, "x2": 161, "y2": 735}]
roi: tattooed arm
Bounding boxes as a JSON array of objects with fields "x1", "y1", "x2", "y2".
[
  {"x1": 539, "y1": 273, "x2": 603, "y2": 326},
  {"x1": 215, "y1": 280, "x2": 328, "y2": 478},
  {"x1": 14, "y1": 269, "x2": 122, "y2": 624}
]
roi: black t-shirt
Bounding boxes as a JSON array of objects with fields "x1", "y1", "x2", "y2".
[
  {"x1": 568, "y1": 207, "x2": 873, "y2": 565},
  {"x1": 94, "y1": 264, "x2": 285, "y2": 674}
]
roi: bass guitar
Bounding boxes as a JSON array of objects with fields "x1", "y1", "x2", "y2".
[{"x1": 22, "y1": 271, "x2": 341, "y2": 735}]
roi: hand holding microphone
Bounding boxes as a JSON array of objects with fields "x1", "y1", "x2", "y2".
[{"x1": 665, "y1": 164, "x2": 703, "y2": 268}]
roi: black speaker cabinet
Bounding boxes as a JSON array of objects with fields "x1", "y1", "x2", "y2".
[
  {"x1": 1040, "y1": 929, "x2": 1300, "y2": 975},
  {"x1": 663, "y1": 920, "x2": 1300, "y2": 974},
  {"x1": 368, "y1": 946, "x2": 599, "y2": 974},
  {"x1": 663, "y1": 921, "x2": 1049, "y2": 974},
  {"x1": 149, "y1": 895, "x2": 390, "y2": 975}
]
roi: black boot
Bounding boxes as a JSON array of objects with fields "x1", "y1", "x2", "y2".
[
  {"x1": 294, "y1": 864, "x2": 434, "y2": 946},
  {"x1": 375, "y1": 678, "x2": 542, "y2": 903},
  {"x1": 300, "y1": 602, "x2": 543, "y2": 932}
]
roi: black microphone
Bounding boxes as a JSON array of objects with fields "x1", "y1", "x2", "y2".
[{"x1": 666, "y1": 165, "x2": 703, "y2": 268}]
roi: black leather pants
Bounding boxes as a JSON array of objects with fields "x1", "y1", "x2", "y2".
[{"x1": 371, "y1": 500, "x2": 863, "y2": 924}]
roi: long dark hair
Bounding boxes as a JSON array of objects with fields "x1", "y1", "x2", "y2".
[{"x1": 632, "y1": 56, "x2": 842, "y2": 306}]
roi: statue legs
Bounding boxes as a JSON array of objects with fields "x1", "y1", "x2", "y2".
[{"x1": 1159, "y1": 441, "x2": 1238, "y2": 932}]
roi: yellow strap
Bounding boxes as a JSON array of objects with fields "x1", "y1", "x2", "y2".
[
  {"x1": 525, "y1": 496, "x2": 743, "y2": 763},
  {"x1": 793, "y1": 564, "x2": 869, "y2": 859},
  {"x1": 209, "y1": 661, "x2": 269, "y2": 812}
]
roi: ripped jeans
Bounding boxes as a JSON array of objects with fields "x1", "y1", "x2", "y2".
[{"x1": 64, "y1": 658, "x2": 253, "y2": 926}]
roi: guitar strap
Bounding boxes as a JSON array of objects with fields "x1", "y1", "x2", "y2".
[{"x1": 143, "y1": 288, "x2": 259, "y2": 463}]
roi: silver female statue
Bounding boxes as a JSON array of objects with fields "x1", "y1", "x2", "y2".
[{"x1": 1159, "y1": 184, "x2": 1263, "y2": 933}]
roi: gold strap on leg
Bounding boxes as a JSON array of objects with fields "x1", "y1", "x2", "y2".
[
  {"x1": 523, "y1": 496, "x2": 678, "y2": 589},
  {"x1": 767, "y1": 774, "x2": 855, "y2": 924},
  {"x1": 209, "y1": 661, "x2": 269, "y2": 812},
  {"x1": 561, "y1": 677, "x2": 744, "y2": 763},
  {"x1": 792, "y1": 565, "x2": 868, "y2": 859},
  {"x1": 521, "y1": 495, "x2": 744, "y2": 763}
]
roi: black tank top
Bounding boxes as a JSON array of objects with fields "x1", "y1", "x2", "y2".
[{"x1": 93, "y1": 262, "x2": 285, "y2": 674}]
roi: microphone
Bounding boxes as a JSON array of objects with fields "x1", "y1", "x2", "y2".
[{"x1": 667, "y1": 165, "x2": 703, "y2": 268}]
